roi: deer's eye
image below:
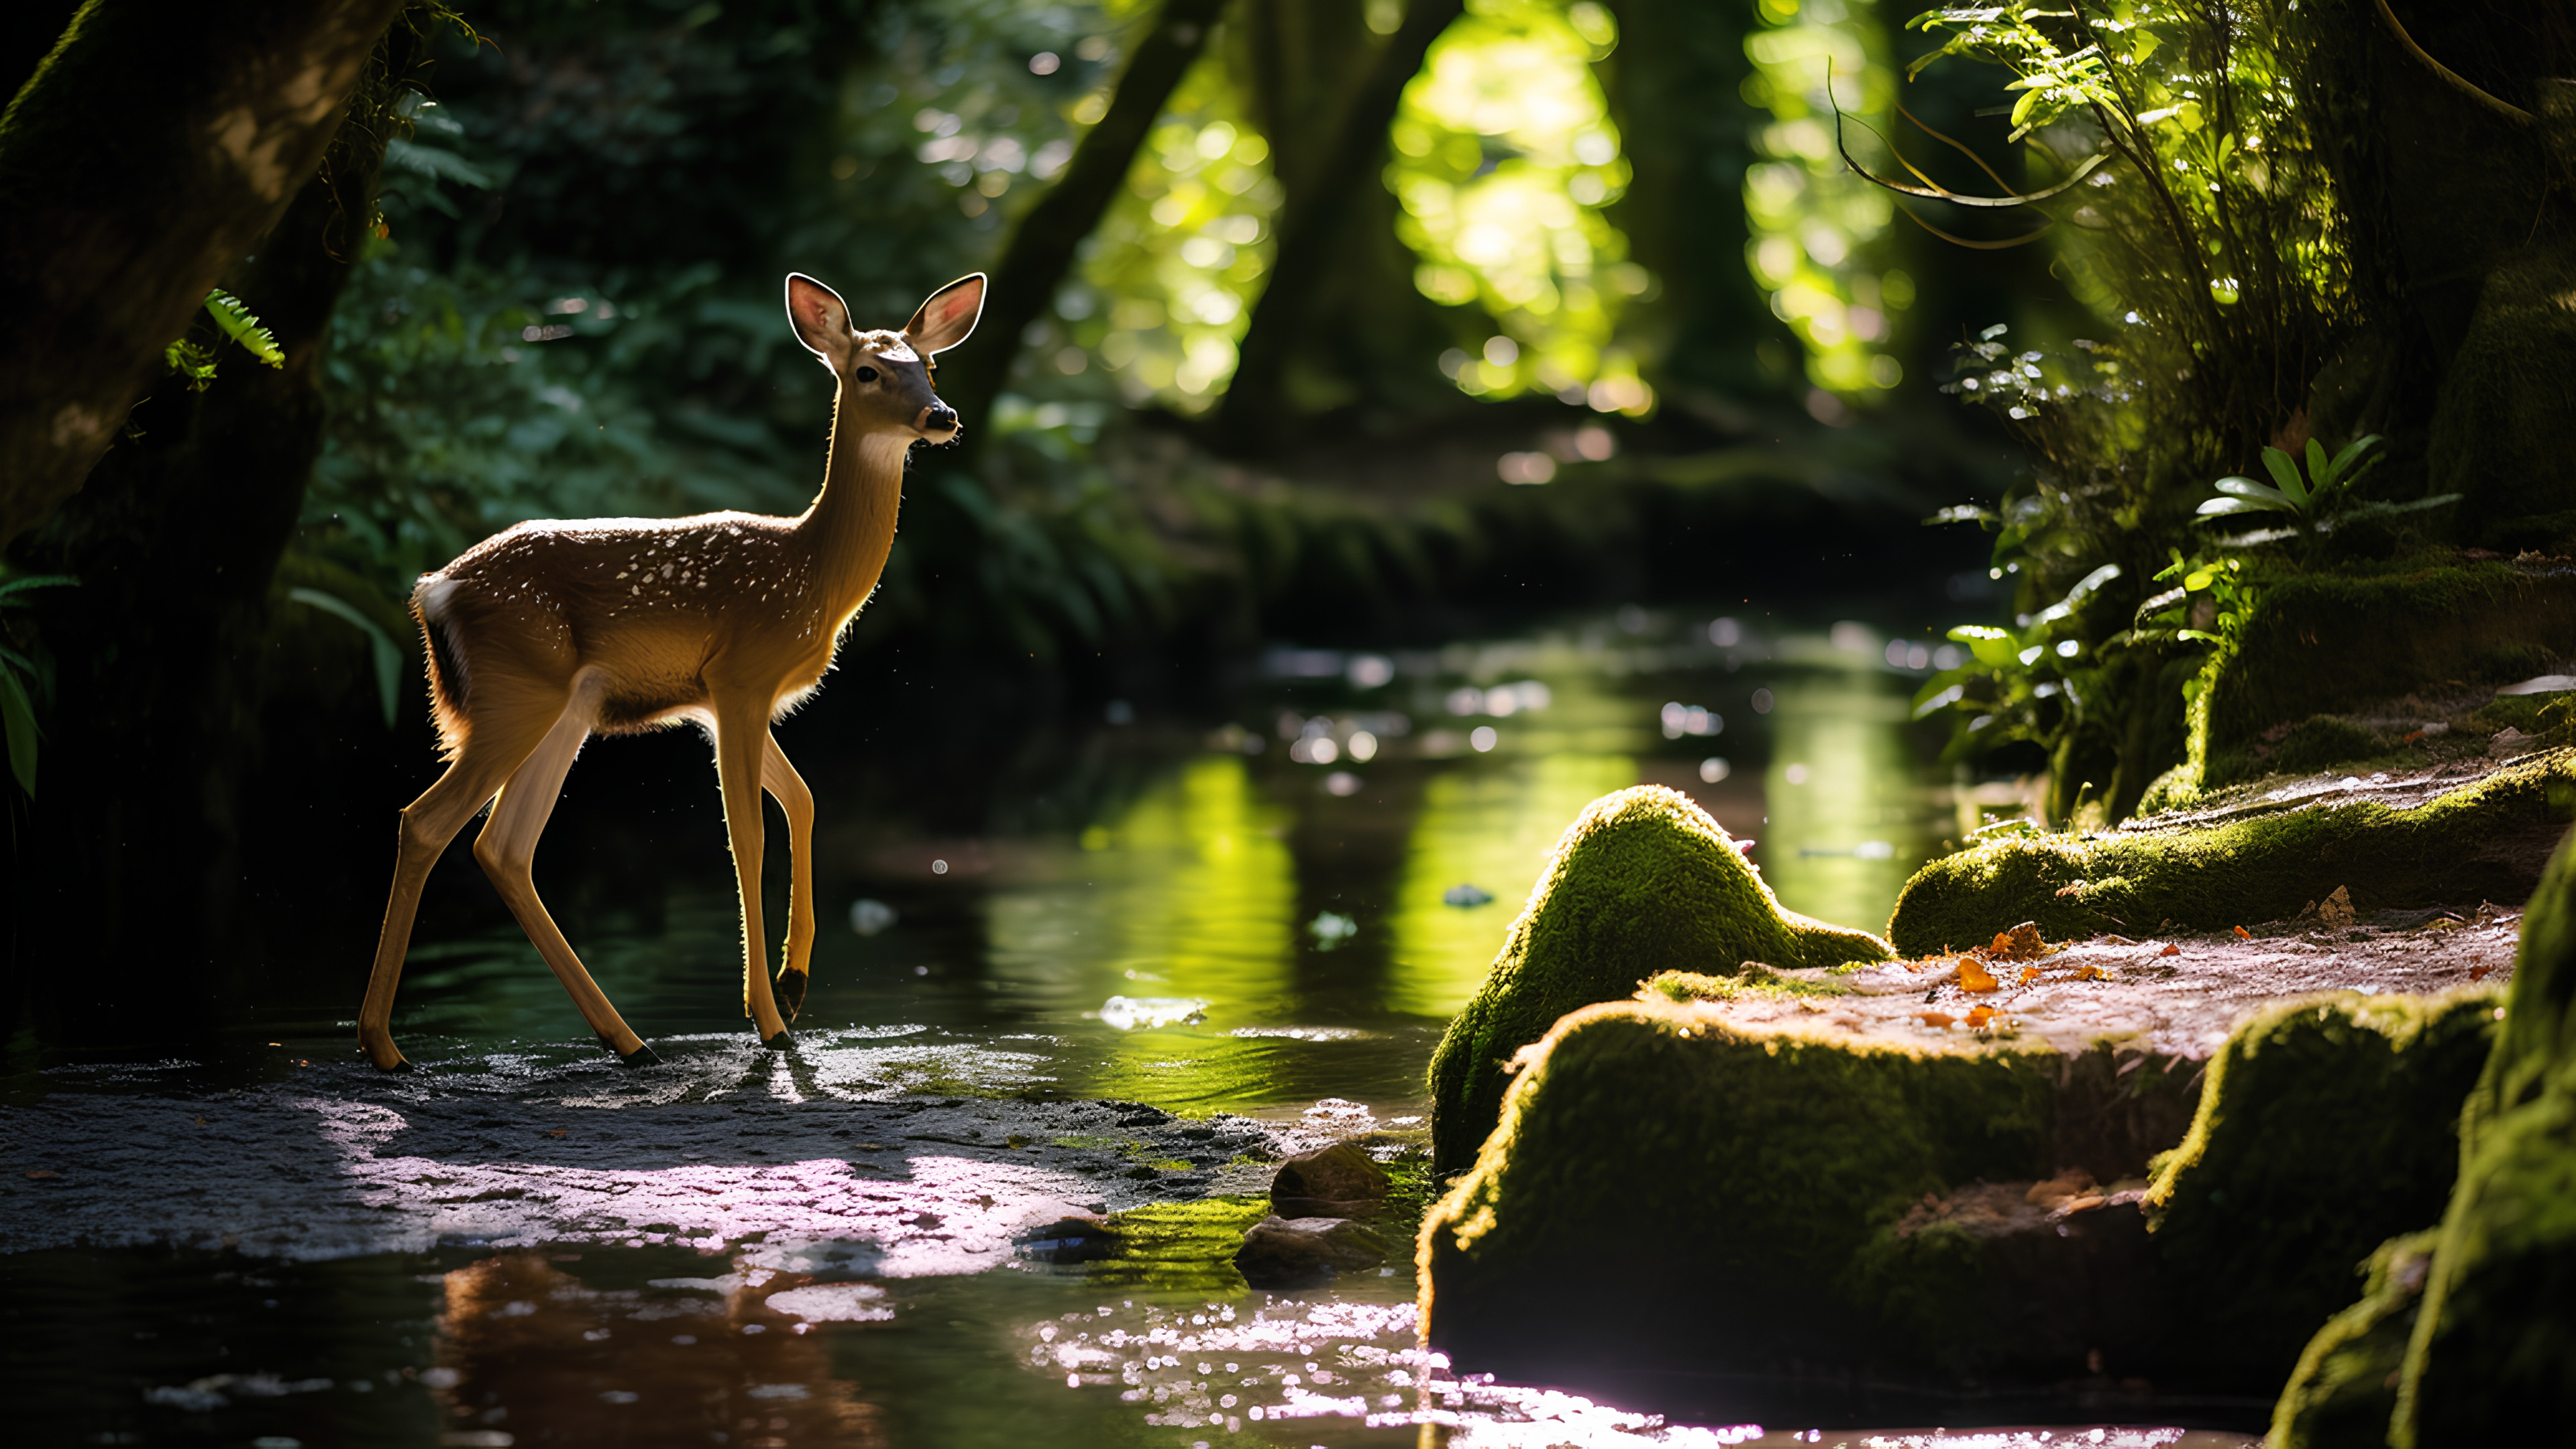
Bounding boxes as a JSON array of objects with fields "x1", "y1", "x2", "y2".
[{"x1": 855, "y1": 365, "x2": 879, "y2": 382}]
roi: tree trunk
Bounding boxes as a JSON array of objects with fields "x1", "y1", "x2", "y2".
[
  {"x1": 934, "y1": 0, "x2": 1230, "y2": 450},
  {"x1": 0, "y1": 0, "x2": 405, "y2": 549},
  {"x1": 1212, "y1": 0, "x2": 1464, "y2": 455},
  {"x1": 1, "y1": 27, "x2": 407, "y2": 1047},
  {"x1": 1595, "y1": 0, "x2": 1802, "y2": 419}
]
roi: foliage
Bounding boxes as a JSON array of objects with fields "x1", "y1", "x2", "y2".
[
  {"x1": 1743, "y1": 0, "x2": 1907, "y2": 397},
  {"x1": 1389, "y1": 0, "x2": 1646, "y2": 406},
  {"x1": 2197, "y1": 433, "x2": 2379, "y2": 527},
  {"x1": 160, "y1": 288, "x2": 286, "y2": 393},
  {"x1": 0, "y1": 570, "x2": 76, "y2": 796},
  {"x1": 1911, "y1": 559, "x2": 2121, "y2": 791}
]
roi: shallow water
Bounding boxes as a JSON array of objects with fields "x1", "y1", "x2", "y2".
[{"x1": 1, "y1": 608, "x2": 2261, "y2": 1446}]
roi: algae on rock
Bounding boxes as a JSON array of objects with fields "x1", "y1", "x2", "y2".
[
  {"x1": 1426, "y1": 786, "x2": 1890, "y2": 1173},
  {"x1": 1888, "y1": 751, "x2": 2576, "y2": 956}
]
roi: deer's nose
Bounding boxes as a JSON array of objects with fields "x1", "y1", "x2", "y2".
[{"x1": 920, "y1": 404, "x2": 959, "y2": 435}]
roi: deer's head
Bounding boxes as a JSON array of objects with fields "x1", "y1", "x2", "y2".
[{"x1": 785, "y1": 272, "x2": 985, "y2": 444}]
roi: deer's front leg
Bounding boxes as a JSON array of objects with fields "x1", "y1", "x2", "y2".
[
  {"x1": 714, "y1": 701, "x2": 792, "y2": 1048},
  {"x1": 760, "y1": 732, "x2": 817, "y2": 1021}
]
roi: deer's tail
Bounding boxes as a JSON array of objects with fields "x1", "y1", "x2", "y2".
[{"x1": 412, "y1": 576, "x2": 472, "y2": 761}]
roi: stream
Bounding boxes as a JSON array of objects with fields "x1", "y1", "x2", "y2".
[{"x1": 0, "y1": 606, "x2": 2259, "y2": 1446}]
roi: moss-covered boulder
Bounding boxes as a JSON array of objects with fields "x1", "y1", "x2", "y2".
[
  {"x1": 1416, "y1": 965, "x2": 2499, "y2": 1401},
  {"x1": 1889, "y1": 751, "x2": 2576, "y2": 956},
  {"x1": 2431, "y1": 241, "x2": 2576, "y2": 551},
  {"x1": 1426, "y1": 786, "x2": 1890, "y2": 1173},
  {"x1": 2141, "y1": 994, "x2": 2498, "y2": 1377},
  {"x1": 2385, "y1": 827, "x2": 2576, "y2": 1443},
  {"x1": 2269, "y1": 1231, "x2": 2438, "y2": 1449}
]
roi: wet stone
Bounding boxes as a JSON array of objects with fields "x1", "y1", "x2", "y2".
[
  {"x1": 1232, "y1": 1214, "x2": 1385, "y2": 1288},
  {"x1": 1269, "y1": 1142, "x2": 1389, "y2": 1219}
]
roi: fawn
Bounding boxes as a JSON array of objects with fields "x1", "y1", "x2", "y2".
[{"x1": 356, "y1": 272, "x2": 985, "y2": 1069}]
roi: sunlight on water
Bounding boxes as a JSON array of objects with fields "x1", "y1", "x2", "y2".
[
  {"x1": 1385, "y1": 753, "x2": 1637, "y2": 1018},
  {"x1": 1761, "y1": 670, "x2": 1927, "y2": 935},
  {"x1": 987, "y1": 754, "x2": 1298, "y2": 1105}
]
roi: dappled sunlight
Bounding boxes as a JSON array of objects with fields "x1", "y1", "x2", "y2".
[
  {"x1": 1390, "y1": 0, "x2": 1648, "y2": 408},
  {"x1": 1742, "y1": 0, "x2": 1907, "y2": 397}
]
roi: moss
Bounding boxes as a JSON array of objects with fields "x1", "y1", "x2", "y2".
[
  {"x1": 2269, "y1": 716, "x2": 2391, "y2": 776},
  {"x1": 2390, "y1": 826, "x2": 2576, "y2": 1444},
  {"x1": 2190, "y1": 563, "x2": 2576, "y2": 790},
  {"x1": 1888, "y1": 750, "x2": 2576, "y2": 955},
  {"x1": 2431, "y1": 241, "x2": 2576, "y2": 547},
  {"x1": 1418, "y1": 1000, "x2": 2057, "y2": 1372},
  {"x1": 2269, "y1": 1231, "x2": 2438, "y2": 1449},
  {"x1": 1641, "y1": 966, "x2": 1842, "y2": 1003},
  {"x1": 1426, "y1": 786, "x2": 1891, "y2": 1172},
  {"x1": 2141, "y1": 991, "x2": 2500, "y2": 1379}
]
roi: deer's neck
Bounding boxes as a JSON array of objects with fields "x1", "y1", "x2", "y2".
[{"x1": 796, "y1": 405, "x2": 912, "y2": 620}]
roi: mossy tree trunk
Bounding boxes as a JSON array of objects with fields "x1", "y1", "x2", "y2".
[
  {"x1": 1, "y1": 23, "x2": 415, "y2": 1047},
  {"x1": 0, "y1": 0, "x2": 407, "y2": 548}
]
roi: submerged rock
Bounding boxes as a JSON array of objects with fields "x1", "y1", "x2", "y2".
[
  {"x1": 1416, "y1": 936, "x2": 2502, "y2": 1400},
  {"x1": 1233, "y1": 1214, "x2": 1383, "y2": 1288},
  {"x1": 1889, "y1": 750, "x2": 2576, "y2": 956},
  {"x1": 1428, "y1": 786, "x2": 1891, "y2": 1171},
  {"x1": 1269, "y1": 1142, "x2": 1387, "y2": 1219}
]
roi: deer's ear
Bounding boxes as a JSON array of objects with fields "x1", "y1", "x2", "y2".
[
  {"x1": 905, "y1": 273, "x2": 985, "y2": 355},
  {"x1": 784, "y1": 274, "x2": 852, "y2": 362}
]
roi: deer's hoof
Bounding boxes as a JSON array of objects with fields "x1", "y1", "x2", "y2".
[
  {"x1": 618, "y1": 1042, "x2": 662, "y2": 1068},
  {"x1": 359, "y1": 1039, "x2": 411, "y2": 1072},
  {"x1": 761, "y1": 1030, "x2": 794, "y2": 1052}
]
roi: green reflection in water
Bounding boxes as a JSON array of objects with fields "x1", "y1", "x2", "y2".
[
  {"x1": 1384, "y1": 754, "x2": 1636, "y2": 1020},
  {"x1": 984, "y1": 753, "x2": 1296, "y2": 1106},
  {"x1": 1760, "y1": 670, "x2": 1925, "y2": 935}
]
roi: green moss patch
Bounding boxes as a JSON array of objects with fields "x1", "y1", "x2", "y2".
[
  {"x1": 1888, "y1": 751, "x2": 2576, "y2": 955},
  {"x1": 2269, "y1": 1231, "x2": 2439, "y2": 1449},
  {"x1": 1427, "y1": 786, "x2": 1890, "y2": 1172},
  {"x1": 2387, "y1": 826, "x2": 2576, "y2": 1443},
  {"x1": 2142, "y1": 991, "x2": 2500, "y2": 1378},
  {"x1": 1421, "y1": 983, "x2": 2502, "y2": 1394}
]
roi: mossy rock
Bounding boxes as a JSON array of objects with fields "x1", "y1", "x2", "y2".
[
  {"x1": 2141, "y1": 991, "x2": 2500, "y2": 1380},
  {"x1": 1888, "y1": 751, "x2": 2576, "y2": 956},
  {"x1": 2389, "y1": 825, "x2": 2576, "y2": 1443},
  {"x1": 2194, "y1": 563, "x2": 2576, "y2": 791},
  {"x1": 2267, "y1": 715, "x2": 2392, "y2": 777},
  {"x1": 2269, "y1": 1231, "x2": 2438, "y2": 1449},
  {"x1": 1417, "y1": 979, "x2": 2495, "y2": 1398},
  {"x1": 2431, "y1": 241, "x2": 2576, "y2": 548},
  {"x1": 1425, "y1": 786, "x2": 1890, "y2": 1173}
]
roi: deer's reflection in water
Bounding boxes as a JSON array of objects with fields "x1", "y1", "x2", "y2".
[{"x1": 431, "y1": 1252, "x2": 885, "y2": 1447}]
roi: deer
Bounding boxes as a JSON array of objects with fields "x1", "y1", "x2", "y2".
[{"x1": 355, "y1": 271, "x2": 985, "y2": 1071}]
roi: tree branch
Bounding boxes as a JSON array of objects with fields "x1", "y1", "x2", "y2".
[{"x1": 936, "y1": 0, "x2": 1229, "y2": 449}]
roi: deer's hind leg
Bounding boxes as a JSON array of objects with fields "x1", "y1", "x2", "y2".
[
  {"x1": 358, "y1": 692, "x2": 565, "y2": 1071},
  {"x1": 761, "y1": 731, "x2": 817, "y2": 1021},
  {"x1": 471, "y1": 669, "x2": 654, "y2": 1064}
]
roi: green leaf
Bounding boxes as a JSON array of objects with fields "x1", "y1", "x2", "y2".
[
  {"x1": 204, "y1": 289, "x2": 284, "y2": 368},
  {"x1": 2198, "y1": 496, "x2": 2286, "y2": 518},
  {"x1": 289, "y1": 586, "x2": 404, "y2": 727},
  {"x1": 0, "y1": 573, "x2": 76, "y2": 605},
  {"x1": 0, "y1": 664, "x2": 38, "y2": 796},
  {"x1": 1949, "y1": 623, "x2": 2021, "y2": 668},
  {"x1": 2324, "y1": 433, "x2": 2383, "y2": 486},
  {"x1": 2261, "y1": 447, "x2": 2306, "y2": 508},
  {"x1": 2304, "y1": 437, "x2": 2331, "y2": 496}
]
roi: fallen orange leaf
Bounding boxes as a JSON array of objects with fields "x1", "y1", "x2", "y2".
[
  {"x1": 1916, "y1": 1011, "x2": 1956, "y2": 1028},
  {"x1": 2234, "y1": 925, "x2": 2251, "y2": 939},
  {"x1": 1990, "y1": 921, "x2": 2049, "y2": 960},
  {"x1": 2019, "y1": 965, "x2": 2043, "y2": 985},
  {"x1": 2073, "y1": 963, "x2": 2109, "y2": 981},
  {"x1": 1957, "y1": 957, "x2": 2000, "y2": 992},
  {"x1": 2470, "y1": 964, "x2": 2492, "y2": 981},
  {"x1": 2053, "y1": 883, "x2": 2084, "y2": 898},
  {"x1": 1964, "y1": 1006, "x2": 1996, "y2": 1028},
  {"x1": 2159, "y1": 943, "x2": 2181, "y2": 958}
]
